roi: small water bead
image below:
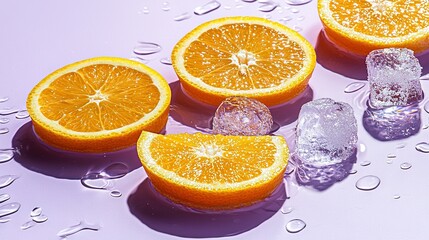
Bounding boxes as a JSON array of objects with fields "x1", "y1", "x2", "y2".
[
  {"x1": 161, "y1": 2, "x2": 170, "y2": 11},
  {"x1": 32, "y1": 214, "x2": 48, "y2": 223},
  {"x1": 286, "y1": 219, "x2": 306, "y2": 233},
  {"x1": 387, "y1": 153, "x2": 397, "y2": 158},
  {"x1": 297, "y1": 16, "x2": 305, "y2": 21},
  {"x1": 360, "y1": 161, "x2": 371, "y2": 166},
  {"x1": 349, "y1": 169, "x2": 357, "y2": 174},
  {"x1": 224, "y1": 5, "x2": 232, "y2": 10},
  {"x1": 258, "y1": 2, "x2": 278, "y2": 12},
  {"x1": 0, "y1": 217, "x2": 11, "y2": 223},
  {"x1": 355, "y1": 175, "x2": 381, "y2": 191},
  {"x1": 15, "y1": 110, "x2": 29, "y2": 119},
  {"x1": 415, "y1": 142, "x2": 429, "y2": 153},
  {"x1": 290, "y1": 8, "x2": 299, "y2": 13},
  {"x1": 235, "y1": 4, "x2": 244, "y2": 8},
  {"x1": 0, "y1": 108, "x2": 19, "y2": 115},
  {"x1": 110, "y1": 190, "x2": 122, "y2": 198},
  {"x1": 400, "y1": 162, "x2": 412, "y2": 170},
  {"x1": 0, "y1": 194, "x2": 10, "y2": 203},
  {"x1": 0, "y1": 202, "x2": 21, "y2": 218},
  {"x1": 396, "y1": 142, "x2": 407, "y2": 149},
  {"x1": 242, "y1": 0, "x2": 257, "y2": 2},
  {"x1": 133, "y1": 42, "x2": 162, "y2": 55},
  {"x1": 0, "y1": 175, "x2": 19, "y2": 189},
  {"x1": 21, "y1": 220, "x2": 36, "y2": 230},
  {"x1": 81, "y1": 173, "x2": 113, "y2": 190},
  {"x1": 194, "y1": 1, "x2": 221, "y2": 15},
  {"x1": 281, "y1": 206, "x2": 294, "y2": 214},
  {"x1": 393, "y1": 194, "x2": 401, "y2": 199},
  {"x1": 359, "y1": 143, "x2": 367, "y2": 153},
  {"x1": 30, "y1": 207, "x2": 42, "y2": 217},
  {"x1": 285, "y1": 0, "x2": 312, "y2": 5},
  {"x1": 264, "y1": 14, "x2": 272, "y2": 19},
  {"x1": 57, "y1": 221, "x2": 101, "y2": 238},
  {"x1": 160, "y1": 57, "x2": 172, "y2": 65},
  {"x1": 0, "y1": 118, "x2": 9, "y2": 124},
  {"x1": 293, "y1": 26, "x2": 303, "y2": 32},
  {"x1": 0, "y1": 97, "x2": 9, "y2": 103},
  {"x1": 174, "y1": 12, "x2": 191, "y2": 21},
  {"x1": 0, "y1": 150, "x2": 14, "y2": 163},
  {"x1": 142, "y1": 6, "x2": 149, "y2": 14},
  {"x1": 344, "y1": 82, "x2": 366, "y2": 93},
  {"x1": 101, "y1": 162, "x2": 129, "y2": 179},
  {"x1": 279, "y1": 16, "x2": 293, "y2": 23},
  {"x1": 0, "y1": 128, "x2": 9, "y2": 134},
  {"x1": 386, "y1": 159, "x2": 393, "y2": 164}
]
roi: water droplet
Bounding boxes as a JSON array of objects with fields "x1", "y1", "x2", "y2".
[
  {"x1": 101, "y1": 163, "x2": 129, "y2": 179},
  {"x1": 356, "y1": 175, "x2": 381, "y2": 191},
  {"x1": 359, "y1": 143, "x2": 367, "y2": 152},
  {"x1": 0, "y1": 217, "x2": 11, "y2": 223},
  {"x1": 0, "y1": 128, "x2": 9, "y2": 134},
  {"x1": 174, "y1": 12, "x2": 191, "y2": 21},
  {"x1": 344, "y1": 82, "x2": 366, "y2": 93},
  {"x1": 133, "y1": 42, "x2": 162, "y2": 55},
  {"x1": 400, "y1": 162, "x2": 412, "y2": 170},
  {"x1": 194, "y1": 1, "x2": 221, "y2": 15},
  {"x1": 258, "y1": 2, "x2": 278, "y2": 12},
  {"x1": 264, "y1": 14, "x2": 272, "y2": 19},
  {"x1": 387, "y1": 153, "x2": 397, "y2": 158},
  {"x1": 32, "y1": 214, "x2": 48, "y2": 223},
  {"x1": 161, "y1": 2, "x2": 170, "y2": 11},
  {"x1": 293, "y1": 26, "x2": 303, "y2": 32},
  {"x1": 0, "y1": 108, "x2": 19, "y2": 116},
  {"x1": 129, "y1": 56, "x2": 150, "y2": 64},
  {"x1": 360, "y1": 161, "x2": 371, "y2": 166},
  {"x1": 415, "y1": 142, "x2": 429, "y2": 153},
  {"x1": 0, "y1": 202, "x2": 21, "y2": 217},
  {"x1": 0, "y1": 118, "x2": 9, "y2": 124},
  {"x1": 223, "y1": 5, "x2": 232, "y2": 10},
  {"x1": 142, "y1": 6, "x2": 149, "y2": 14},
  {"x1": 81, "y1": 173, "x2": 113, "y2": 190},
  {"x1": 241, "y1": 0, "x2": 257, "y2": 2},
  {"x1": 235, "y1": 4, "x2": 244, "y2": 8},
  {"x1": 160, "y1": 57, "x2": 172, "y2": 65},
  {"x1": 386, "y1": 159, "x2": 393, "y2": 164},
  {"x1": 424, "y1": 101, "x2": 429, "y2": 113},
  {"x1": 57, "y1": 221, "x2": 101, "y2": 238},
  {"x1": 0, "y1": 151, "x2": 14, "y2": 163},
  {"x1": 30, "y1": 207, "x2": 42, "y2": 217},
  {"x1": 285, "y1": 0, "x2": 312, "y2": 5},
  {"x1": 393, "y1": 194, "x2": 401, "y2": 199},
  {"x1": 281, "y1": 206, "x2": 294, "y2": 214},
  {"x1": 0, "y1": 194, "x2": 10, "y2": 203},
  {"x1": 279, "y1": 16, "x2": 293, "y2": 23},
  {"x1": 21, "y1": 220, "x2": 36, "y2": 230},
  {"x1": 286, "y1": 219, "x2": 306, "y2": 233},
  {"x1": 349, "y1": 169, "x2": 357, "y2": 174},
  {"x1": 290, "y1": 8, "x2": 300, "y2": 13},
  {"x1": 15, "y1": 110, "x2": 29, "y2": 119},
  {"x1": 0, "y1": 175, "x2": 19, "y2": 189},
  {"x1": 0, "y1": 97, "x2": 9, "y2": 103},
  {"x1": 297, "y1": 16, "x2": 305, "y2": 21},
  {"x1": 396, "y1": 142, "x2": 407, "y2": 149},
  {"x1": 110, "y1": 190, "x2": 122, "y2": 198}
]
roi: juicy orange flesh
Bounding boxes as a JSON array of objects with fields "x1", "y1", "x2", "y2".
[
  {"x1": 39, "y1": 64, "x2": 161, "y2": 132},
  {"x1": 149, "y1": 133, "x2": 277, "y2": 184},
  {"x1": 184, "y1": 23, "x2": 306, "y2": 90},
  {"x1": 329, "y1": 0, "x2": 429, "y2": 37}
]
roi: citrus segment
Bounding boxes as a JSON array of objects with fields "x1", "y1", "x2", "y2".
[
  {"x1": 137, "y1": 131, "x2": 289, "y2": 210},
  {"x1": 27, "y1": 57, "x2": 171, "y2": 152},
  {"x1": 172, "y1": 16, "x2": 316, "y2": 106},
  {"x1": 318, "y1": 0, "x2": 429, "y2": 55}
]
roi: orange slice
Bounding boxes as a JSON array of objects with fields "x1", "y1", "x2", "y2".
[
  {"x1": 172, "y1": 16, "x2": 316, "y2": 107},
  {"x1": 137, "y1": 131, "x2": 289, "y2": 210},
  {"x1": 318, "y1": 0, "x2": 429, "y2": 56},
  {"x1": 26, "y1": 57, "x2": 171, "y2": 152}
]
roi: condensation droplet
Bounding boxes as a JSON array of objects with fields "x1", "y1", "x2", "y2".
[
  {"x1": 57, "y1": 221, "x2": 101, "y2": 238},
  {"x1": 174, "y1": 12, "x2": 191, "y2": 21},
  {"x1": 101, "y1": 162, "x2": 129, "y2": 179},
  {"x1": 160, "y1": 57, "x2": 172, "y2": 65},
  {"x1": 142, "y1": 6, "x2": 149, "y2": 14},
  {"x1": 293, "y1": 26, "x2": 303, "y2": 32},
  {"x1": 81, "y1": 173, "x2": 113, "y2": 190},
  {"x1": 32, "y1": 214, "x2": 48, "y2": 223},
  {"x1": 286, "y1": 219, "x2": 306, "y2": 233},
  {"x1": 360, "y1": 161, "x2": 371, "y2": 166},
  {"x1": 264, "y1": 14, "x2": 272, "y2": 19},
  {"x1": 0, "y1": 128, "x2": 9, "y2": 134},
  {"x1": 279, "y1": 16, "x2": 293, "y2": 23},
  {"x1": 344, "y1": 82, "x2": 366, "y2": 93},
  {"x1": 161, "y1": 2, "x2": 170, "y2": 11},
  {"x1": 235, "y1": 4, "x2": 244, "y2": 8},
  {"x1": 396, "y1": 142, "x2": 407, "y2": 149},
  {"x1": 393, "y1": 194, "x2": 401, "y2": 199},
  {"x1": 21, "y1": 220, "x2": 36, "y2": 230},
  {"x1": 0, "y1": 194, "x2": 10, "y2": 203},
  {"x1": 387, "y1": 153, "x2": 397, "y2": 158},
  {"x1": 424, "y1": 101, "x2": 429, "y2": 113},
  {"x1": 0, "y1": 97, "x2": 9, "y2": 103},
  {"x1": 133, "y1": 42, "x2": 162, "y2": 55},
  {"x1": 356, "y1": 175, "x2": 381, "y2": 191},
  {"x1": 258, "y1": 2, "x2": 278, "y2": 12},
  {"x1": 415, "y1": 142, "x2": 429, "y2": 153},
  {"x1": 0, "y1": 151, "x2": 14, "y2": 163},
  {"x1": 285, "y1": 0, "x2": 312, "y2": 5},
  {"x1": 386, "y1": 159, "x2": 393, "y2": 164},
  {"x1": 110, "y1": 190, "x2": 122, "y2": 198},
  {"x1": 0, "y1": 175, "x2": 19, "y2": 189},
  {"x1": 297, "y1": 16, "x2": 305, "y2": 21},
  {"x1": 290, "y1": 8, "x2": 300, "y2": 13},
  {"x1": 194, "y1": 1, "x2": 221, "y2": 15},
  {"x1": 0, "y1": 202, "x2": 21, "y2": 218},
  {"x1": 400, "y1": 162, "x2": 412, "y2": 170},
  {"x1": 359, "y1": 143, "x2": 367, "y2": 152},
  {"x1": 30, "y1": 207, "x2": 42, "y2": 217},
  {"x1": 0, "y1": 118, "x2": 9, "y2": 124},
  {"x1": 15, "y1": 110, "x2": 29, "y2": 119},
  {"x1": 349, "y1": 169, "x2": 357, "y2": 174},
  {"x1": 0, "y1": 217, "x2": 11, "y2": 223},
  {"x1": 281, "y1": 206, "x2": 294, "y2": 214},
  {"x1": 0, "y1": 108, "x2": 19, "y2": 116}
]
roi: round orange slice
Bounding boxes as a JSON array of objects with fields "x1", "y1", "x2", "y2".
[
  {"x1": 26, "y1": 57, "x2": 171, "y2": 152},
  {"x1": 137, "y1": 131, "x2": 289, "y2": 210},
  {"x1": 172, "y1": 16, "x2": 316, "y2": 107},
  {"x1": 318, "y1": 0, "x2": 429, "y2": 56}
]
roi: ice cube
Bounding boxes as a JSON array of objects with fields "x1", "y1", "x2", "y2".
[
  {"x1": 295, "y1": 98, "x2": 358, "y2": 167},
  {"x1": 366, "y1": 48, "x2": 423, "y2": 108},
  {"x1": 212, "y1": 96, "x2": 273, "y2": 136}
]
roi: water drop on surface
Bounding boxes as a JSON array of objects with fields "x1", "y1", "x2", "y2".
[
  {"x1": 0, "y1": 97, "x2": 9, "y2": 103},
  {"x1": 30, "y1": 207, "x2": 42, "y2": 217},
  {"x1": 290, "y1": 8, "x2": 300, "y2": 13},
  {"x1": 194, "y1": 1, "x2": 221, "y2": 15},
  {"x1": 0, "y1": 118, "x2": 9, "y2": 124},
  {"x1": 386, "y1": 159, "x2": 393, "y2": 164},
  {"x1": 396, "y1": 142, "x2": 406, "y2": 149},
  {"x1": 0, "y1": 151, "x2": 14, "y2": 163},
  {"x1": 15, "y1": 110, "x2": 29, "y2": 119},
  {"x1": 0, "y1": 217, "x2": 11, "y2": 223},
  {"x1": 235, "y1": 4, "x2": 244, "y2": 8},
  {"x1": 101, "y1": 162, "x2": 129, "y2": 179},
  {"x1": 400, "y1": 162, "x2": 412, "y2": 170},
  {"x1": 110, "y1": 190, "x2": 122, "y2": 198},
  {"x1": 286, "y1": 219, "x2": 306, "y2": 233},
  {"x1": 297, "y1": 16, "x2": 305, "y2": 21},
  {"x1": 242, "y1": 0, "x2": 257, "y2": 2},
  {"x1": 360, "y1": 161, "x2": 371, "y2": 166},
  {"x1": 393, "y1": 195, "x2": 401, "y2": 199},
  {"x1": 356, "y1": 175, "x2": 380, "y2": 191},
  {"x1": 0, "y1": 202, "x2": 21, "y2": 217},
  {"x1": 129, "y1": 56, "x2": 150, "y2": 64},
  {"x1": 293, "y1": 26, "x2": 303, "y2": 32},
  {"x1": 387, "y1": 153, "x2": 396, "y2": 158},
  {"x1": 344, "y1": 82, "x2": 366, "y2": 93},
  {"x1": 32, "y1": 214, "x2": 48, "y2": 223},
  {"x1": 415, "y1": 142, "x2": 429, "y2": 153},
  {"x1": 57, "y1": 221, "x2": 101, "y2": 238},
  {"x1": 0, "y1": 194, "x2": 10, "y2": 203},
  {"x1": 349, "y1": 169, "x2": 357, "y2": 174},
  {"x1": 258, "y1": 2, "x2": 278, "y2": 12},
  {"x1": 285, "y1": 0, "x2": 312, "y2": 5},
  {"x1": 174, "y1": 12, "x2": 191, "y2": 21},
  {"x1": 133, "y1": 42, "x2": 162, "y2": 55},
  {"x1": 0, "y1": 128, "x2": 9, "y2": 134},
  {"x1": 21, "y1": 220, "x2": 36, "y2": 230},
  {"x1": 281, "y1": 206, "x2": 294, "y2": 214},
  {"x1": 161, "y1": 2, "x2": 170, "y2": 11},
  {"x1": 0, "y1": 108, "x2": 19, "y2": 116},
  {"x1": 0, "y1": 175, "x2": 19, "y2": 189},
  {"x1": 160, "y1": 57, "x2": 172, "y2": 65},
  {"x1": 142, "y1": 6, "x2": 149, "y2": 14}
]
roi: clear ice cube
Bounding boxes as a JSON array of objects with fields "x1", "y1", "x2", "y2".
[
  {"x1": 366, "y1": 48, "x2": 423, "y2": 108},
  {"x1": 295, "y1": 98, "x2": 358, "y2": 167},
  {"x1": 212, "y1": 96, "x2": 273, "y2": 136}
]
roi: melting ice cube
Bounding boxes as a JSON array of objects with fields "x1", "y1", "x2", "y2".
[
  {"x1": 295, "y1": 98, "x2": 358, "y2": 167},
  {"x1": 212, "y1": 96, "x2": 273, "y2": 136},
  {"x1": 366, "y1": 48, "x2": 423, "y2": 108}
]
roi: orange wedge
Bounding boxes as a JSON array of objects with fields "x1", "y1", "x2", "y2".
[
  {"x1": 318, "y1": 0, "x2": 429, "y2": 56},
  {"x1": 172, "y1": 16, "x2": 316, "y2": 107},
  {"x1": 137, "y1": 131, "x2": 289, "y2": 210},
  {"x1": 26, "y1": 57, "x2": 171, "y2": 152}
]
